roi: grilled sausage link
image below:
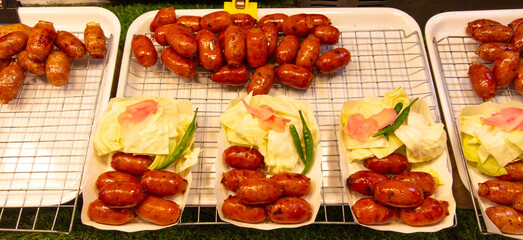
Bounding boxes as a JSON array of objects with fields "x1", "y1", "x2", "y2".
[
  {"x1": 200, "y1": 11, "x2": 233, "y2": 32},
  {"x1": 17, "y1": 50, "x2": 45, "y2": 75},
  {"x1": 150, "y1": 6, "x2": 177, "y2": 32},
  {"x1": 468, "y1": 61, "x2": 497, "y2": 101},
  {"x1": 111, "y1": 152, "x2": 153, "y2": 176},
  {"x1": 497, "y1": 161, "x2": 523, "y2": 182},
  {"x1": 399, "y1": 198, "x2": 449, "y2": 226},
  {"x1": 98, "y1": 181, "x2": 145, "y2": 208},
  {"x1": 511, "y1": 21, "x2": 523, "y2": 51},
  {"x1": 492, "y1": 50, "x2": 519, "y2": 88},
  {"x1": 374, "y1": 180, "x2": 424, "y2": 208},
  {"x1": 0, "y1": 61, "x2": 25, "y2": 104},
  {"x1": 346, "y1": 170, "x2": 388, "y2": 196},
  {"x1": 231, "y1": 13, "x2": 257, "y2": 28},
  {"x1": 55, "y1": 30, "x2": 87, "y2": 59},
  {"x1": 26, "y1": 20, "x2": 56, "y2": 62},
  {"x1": 394, "y1": 171, "x2": 437, "y2": 197},
  {"x1": 136, "y1": 195, "x2": 181, "y2": 225},
  {"x1": 475, "y1": 42, "x2": 517, "y2": 62},
  {"x1": 245, "y1": 28, "x2": 267, "y2": 68},
  {"x1": 315, "y1": 48, "x2": 351, "y2": 74},
  {"x1": 478, "y1": 180, "x2": 523, "y2": 205},
  {"x1": 45, "y1": 50, "x2": 71, "y2": 86},
  {"x1": 237, "y1": 178, "x2": 283, "y2": 205},
  {"x1": 154, "y1": 23, "x2": 193, "y2": 46},
  {"x1": 88, "y1": 199, "x2": 136, "y2": 225},
  {"x1": 247, "y1": 64, "x2": 275, "y2": 95},
  {"x1": 223, "y1": 145, "x2": 264, "y2": 169},
  {"x1": 95, "y1": 171, "x2": 140, "y2": 190},
  {"x1": 84, "y1": 22, "x2": 106, "y2": 59},
  {"x1": 514, "y1": 193, "x2": 523, "y2": 213},
  {"x1": 472, "y1": 24, "x2": 513, "y2": 43},
  {"x1": 261, "y1": 23, "x2": 278, "y2": 58},
  {"x1": 223, "y1": 25, "x2": 246, "y2": 67},
  {"x1": 352, "y1": 197, "x2": 398, "y2": 225},
  {"x1": 222, "y1": 195, "x2": 267, "y2": 223},
  {"x1": 195, "y1": 29, "x2": 223, "y2": 71},
  {"x1": 270, "y1": 173, "x2": 311, "y2": 197},
  {"x1": 161, "y1": 47, "x2": 196, "y2": 78},
  {"x1": 363, "y1": 153, "x2": 410, "y2": 174},
  {"x1": 176, "y1": 15, "x2": 202, "y2": 33},
  {"x1": 296, "y1": 34, "x2": 321, "y2": 71},
  {"x1": 466, "y1": 19, "x2": 501, "y2": 35},
  {"x1": 486, "y1": 205, "x2": 523, "y2": 235},
  {"x1": 281, "y1": 14, "x2": 313, "y2": 37},
  {"x1": 311, "y1": 25, "x2": 340, "y2": 45},
  {"x1": 0, "y1": 31, "x2": 28, "y2": 59},
  {"x1": 166, "y1": 28, "x2": 197, "y2": 58},
  {"x1": 257, "y1": 13, "x2": 288, "y2": 32},
  {"x1": 276, "y1": 63, "x2": 314, "y2": 89},
  {"x1": 141, "y1": 170, "x2": 188, "y2": 197},
  {"x1": 221, "y1": 169, "x2": 266, "y2": 192},
  {"x1": 210, "y1": 64, "x2": 250, "y2": 86},
  {"x1": 275, "y1": 35, "x2": 299, "y2": 65},
  {"x1": 0, "y1": 23, "x2": 31, "y2": 38},
  {"x1": 267, "y1": 197, "x2": 312, "y2": 224},
  {"x1": 131, "y1": 34, "x2": 158, "y2": 68}
]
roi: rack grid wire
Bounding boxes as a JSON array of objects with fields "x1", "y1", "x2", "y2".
[
  {"x1": 124, "y1": 29, "x2": 442, "y2": 225},
  {"x1": 433, "y1": 35, "x2": 523, "y2": 234},
  {"x1": 0, "y1": 33, "x2": 113, "y2": 234}
]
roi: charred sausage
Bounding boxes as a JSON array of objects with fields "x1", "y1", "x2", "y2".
[
  {"x1": 478, "y1": 180, "x2": 523, "y2": 205},
  {"x1": 281, "y1": 14, "x2": 313, "y2": 37},
  {"x1": 55, "y1": 30, "x2": 87, "y2": 59},
  {"x1": 98, "y1": 181, "x2": 145, "y2": 208},
  {"x1": 136, "y1": 195, "x2": 181, "y2": 225},
  {"x1": 468, "y1": 61, "x2": 497, "y2": 101},
  {"x1": 26, "y1": 20, "x2": 56, "y2": 62},
  {"x1": 270, "y1": 173, "x2": 311, "y2": 197},
  {"x1": 237, "y1": 178, "x2": 283, "y2": 205},
  {"x1": 222, "y1": 195, "x2": 267, "y2": 223},
  {"x1": 351, "y1": 197, "x2": 398, "y2": 225},
  {"x1": 399, "y1": 198, "x2": 449, "y2": 226},
  {"x1": 161, "y1": 47, "x2": 196, "y2": 78},
  {"x1": 221, "y1": 169, "x2": 266, "y2": 192},
  {"x1": 0, "y1": 61, "x2": 25, "y2": 104},
  {"x1": 88, "y1": 199, "x2": 136, "y2": 225},
  {"x1": 276, "y1": 63, "x2": 314, "y2": 89},
  {"x1": 363, "y1": 153, "x2": 410, "y2": 174},
  {"x1": 131, "y1": 34, "x2": 158, "y2": 68},
  {"x1": 140, "y1": 170, "x2": 187, "y2": 196},
  {"x1": 374, "y1": 180, "x2": 424, "y2": 208},
  {"x1": 346, "y1": 170, "x2": 388, "y2": 196},
  {"x1": 247, "y1": 64, "x2": 275, "y2": 95},
  {"x1": 267, "y1": 197, "x2": 312, "y2": 224}
]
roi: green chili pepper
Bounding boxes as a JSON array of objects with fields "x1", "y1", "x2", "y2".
[
  {"x1": 372, "y1": 98, "x2": 419, "y2": 138},
  {"x1": 155, "y1": 108, "x2": 198, "y2": 170},
  {"x1": 299, "y1": 110, "x2": 314, "y2": 175},
  {"x1": 289, "y1": 124, "x2": 306, "y2": 164},
  {"x1": 384, "y1": 102, "x2": 403, "y2": 141}
]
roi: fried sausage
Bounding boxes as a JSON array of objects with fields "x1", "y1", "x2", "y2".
[
  {"x1": 270, "y1": 173, "x2": 311, "y2": 197},
  {"x1": 98, "y1": 181, "x2": 145, "y2": 208},
  {"x1": 223, "y1": 25, "x2": 246, "y2": 67},
  {"x1": 237, "y1": 178, "x2": 283, "y2": 205},
  {"x1": 0, "y1": 61, "x2": 25, "y2": 104},
  {"x1": 55, "y1": 30, "x2": 87, "y2": 59},
  {"x1": 309, "y1": 14, "x2": 331, "y2": 26},
  {"x1": 232, "y1": 13, "x2": 257, "y2": 28},
  {"x1": 351, "y1": 197, "x2": 398, "y2": 225},
  {"x1": 399, "y1": 198, "x2": 449, "y2": 226},
  {"x1": 111, "y1": 152, "x2": 153, "y2": 175},
  {"x1": 514, "y1": 193, "x2": 523, "y2": 212},
  {"x1": 26, "y1": 20, "x2": 56, "y2": 62},
  {"x1": 136, "y1": 195, "x2": 181, "y2": 225},
  {"x1": 0, "y1": 58, "x2": 14, "y2": 72},
  {"x1": 275, "y1": 35, "x2": 300, "y2": 65},
  {"x1": 161, "y1": 47, "x2": 196, "y2": 78},
  {"x1": 176, "y1": 15, "x2": 202, "y2": 32},
  {"x1": 394, "y1": 171, "x2": 437, "y2": 198},
  {"x1": 267, "y1": 197, "x2": 312, "y2": 224},
  {"x1": 154, "y1": 23, "x2": 192, "y2": 46},
  {"x1": 486, "y1": 205, "x2": 523, "y2": 235},
  {"x1": 88, "y1": 199, "x2": 136, "y2": 225},
  {"x1": 316, "y1": 48, "x2": 351, "y2": 74},
  {"x1": 45, "y1": 50, "x2": 71, "y2": 86},
  {"x1": 150, "y1": 6, "x2": 177, "y2": 32},
  {"x1": 472, "y1": 25, "x2": 513, "y2": 43},
  {"x1": 296, "y1": 34, "x2": 321, "y2": 71},
  {"x1": 247, "y1": 64, "x2": 275, "y2": 95},
  {"x1": 497, "y1": 161, "x2": 523, "y2": 182},
  {"x1": 166, "y1": 28, "x2": 197, "y2": 58},
  {"x1": 466, "y1": 19, "x2": 501, "y2": 35},
  {"x1": 0, "y1": 32, "x2": 28, "y2": 59},
  {"x1": 509, "y1": 18, "x2": 523, "y2": 30},
  {"x1": 210, "y1": 64, "x2": 250, "y2": 86},
  {"x1": 84, "y1": 22, "x2": 107, "y2": 59},
  {"x1": 311, "y1": 25, "x2": 340, "y2": 45},
  {"x1": 221, "y1": 169, "x2": 266, "y2": 192},
  {"x1": 475, "y1": 42, "x2": 517, "y2": 62},
  {"x1": 222, "y1": 195, "x2": 267, "y2": 223},
  {"x1": 261, "y1": 23, "x2": 278, "y2": 58},
  {"x1": 511, "y1": 23, "x2": 523, "y2": 51},
  {"x1": 17, "y1": 50, "x2": 45, "y2": 75},
  {"x1": 0, "y1": 23, "x2": 31, "y2": 38},
  {"x1": 95, "y1": 171, "x2": 140, "y2": 190},
  {"x1": 374, "y1": 180, "x2": 424, "y2": 208},
  {"x1": 201, "y1": 11, "x2": 233, "y2": 32},
  {"x1": 276, "y1": 63, "x2": 314, "y2": 89},
  {"x1": 245, "y1": 28, "x2": 267, "y2": 68},
  {"x1": 195, "y1": 29, "x2": 223, "y2": 71},
  {"x1": 478, "y1": 180, "x2": 523, "y2": 205},
  {"x1": 131, "y1": 35, "x2": 158, "y2": 68},
  {"x1": 514, "y1": 60, "x2": 523, "y2": 95},
  {"x1": 223, "y1": 145, "x2": 264, "y2": 169},
  {"x1": 281, "y1": 14, "x2": 314, "y2": 37},
  {"x1": 363, "y1": 153, "x2": 410, "y2": 174},
  {"x1": 346, "y1": 170, "x2": 388, "y2": 196},
  {"x1": 467, "y1": 61, "x2": 497, "y2": 101},
  {"x1": 258, "y1": 13, "x2": 288, "y2": 33},
  {"x1": 492, "y1": 50, "x2": 519, "y2": 88},
  {"x1": 141, "y1": 170, "x2": 188, "y2": 197}
]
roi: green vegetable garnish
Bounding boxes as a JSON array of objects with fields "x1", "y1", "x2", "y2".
[
  {"x1": 299, "y1": 110, "x2": 314, "y2": 175},
  {"x1": 373, "y1": 98, "x2": 419, "y2": 138},
  {"x1": 289, "y1": 124, "x2": 306, "y2": 164}
]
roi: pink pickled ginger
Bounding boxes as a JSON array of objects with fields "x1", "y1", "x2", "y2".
[
  {"x1": 343, "y1": 108, "x2": 398, "y2": 141},
  {"x1": 118, "y1": 99, "x2": 159, "y2": 125},
  {"x1": 241, "y1": 99, "x2": 291, "y2": 133},
  {"x1": 481, "y1": 107, "x2": 523, "y2": 131}
]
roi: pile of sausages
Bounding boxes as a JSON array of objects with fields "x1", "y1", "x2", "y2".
[
  {"x1": 346, "y1": 153, "x2": 450, "y2": 226},
  {"x1": 466, "y1": 18, "x2": 523, "y2": 101},
  {"x1": 131, "y1": 7, "x2": 351, "y2": 93},
  {"x1": 88, "y1": 152, "x2": 188, "y2": 226},
  {"x1": 0, "y1": 21, "x2": 106, "y2": 104},
  {"x1": 478, "y1": 161, "x2": 523, "y2": 235},
  {"x1": 220, "y1": 146, "x2": 313, "y2": 224}
]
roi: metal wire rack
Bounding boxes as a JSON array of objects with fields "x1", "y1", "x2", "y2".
[
  {"x1": 0, "y1": 33, "x2": 113, "y2": 233},
  {"x1": 433, "y1": 35, "x2": 523, "y2": 234},
  {"x1": 124, "y1": 29, "x2": 442, "y2": 225}
]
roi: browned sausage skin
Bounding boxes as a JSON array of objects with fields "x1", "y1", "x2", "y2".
[
  {"x1": 475, "y1": 42, "x2": 517, "y2": 62},
  {"x1": 222, "y1": 195, "x2": 267, "y2": 223},
  {"x1": 296, "y1": 34, "x2": 321, "y2": 71},
  {"x1": 472, "y1": 25, "x2": 513, "y2": 43},
  {"x1": 245, "y1": 28, "x2": 268, "y2": 68},
  {"x1": 261, "y1": 23, "x2": 278, "y2": 58},
  {"x1": 141, "y1": 170, "x2": 188, "y2": 197},
  {"x1": 374, "y1": 180, "x2": 424, "y2": 208},
  {"x1": 363, "y1": 153, "x2": 410, "y2": 174},
  {"x1": 492, "y1": 50, "x2": 519, "y2": 88},
  {"x1": 26, "y1": 20, "x2": 56, "y2": 62},
  {"x1": 111, "y1": 152, "x2": 152, "y2": 176},
  {"x1": 131, "y1": 35, "x2": 158, "y2": 68},
  {"x1": 136, "y1": 195, "x2": 181, "y2": 225},
  {"x1": 55, "y1": 30, "x2": 87, "y2": 59},
  {"x1": 176, "y1": 15, "x2": 202, "y2": 33},
  {"x1": 154, "y1": 23, "x2": 192, "y2": 46},
  {"x1": 497, "y1": 161, "x2": 523, "y2": 182},
  {"x1": 282, "y1": 14, "x2": 314, "y2": 37},
  {"x1": 161, "y1": 47, "x2": 196, "y2": 79},
  {"x1": 88, "y1": 199, "x2": 136, "y2": 225},
  {"x1": 17, "y1": 50, "x2": 45, "y2": 75},
  {"x1": 231, "y1": 13, "x2": 257, "y2": 28},
  {"x1": 399, "y1": 198, "x2": 449, "y2": 226},
  {"x1": 308, "y1": 14, "x2": 331, "y2": 26},
  {"x1": 98, "y1": 181, "x2": 145, "y2": 208},
  {"x1": 478, "y1": 180, "x2": 523, "y2": 205},
  {"x1": 201, "y1": 11, "x2": 233, "y2": 32},
  {"x1": 150, "y1": 6, "x2": 177, "y2": 32},
  {"x1": 316, "y1": 48, "x2": 351, "y2": 74},
  {"x1": 221, "y1": 169, "x2": 266, "y2": 192},
  {"x1": 346, "y1": 170, "x2": 388, "y2": 196},
  {"x1": 166, "y1": 28, "x2": 197, "y2": 58},
  {"x1": 466, "y1": 19, "x2": 501, "y2": 35},
  {"x1": 45, "y1": 50, "x2": 71, "y2": 86},
  {"x1": 84, "y1": 22, "x2": 106, "y2": 59},
  {"x1": 486, "y1": 205, "x2": 523, "y2": 235},
  {"x1": 210, "y1": 64, "x2": 250, "y2": 86},
  {"x1": 275, "y1": 35, "x2": 300, "y2": 65},
  {"x1": 237, "y1": 178, "x2": 283, "y2": 205},
  {"x1": 352, "y1": 197, "x2": 398, "y2": 225},
  {"x1": 267, "y1": 197, "x2": 312, "y2": 224},
  {"x1": 95, "y1": 171, "x2": 140, "y2": 190},
  {"x1": 270, "y1": 173, "x2": 311, "y2": 197},
  {"x1": 223, "y1": 25, "x2": 246, "y2": 67},
  {"x1": 311, "y1": 25, "x2": 340, "y2": 45},
  {"x1": 394, "y1": 171, "x2": 437, "y2": 197},
  {"x1": 468, "y1": 61, "x2": 497, "y2": 101},
  {"x1": 247, "y1": 64, "x2": 275, "y2": 96},
  {"x1": 195, "y1": 29, "x2": 223, "y2": 71},
  {"x1": 258, "y1": 13, "x2": 288, "y2": 33},
  {"x1": 276, "y1": 63, "x2": 314, "y2": 89},
  {"x1": 0, "y1": 23, "x2": 32, "y2": 38},
  {"x1": 0, "y1": 61, "x2": 25, "y2": 104},
  {"x1": 223, "y1": 145, "x2": 264, "y2": 169},
  {"x1": 0, "y1": 32, "x2": 28, "y2": 59}
]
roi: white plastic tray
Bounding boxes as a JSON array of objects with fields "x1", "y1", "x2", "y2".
[
  {"x1": 425, "y1": 9, "x2": 523, "y2": 238},
  {"x1": 113, "y1": 7, "x2": 455, "y2": 229},
  {"x1": 0, "y1": 7, "x2": 120, "y2": 209}
]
